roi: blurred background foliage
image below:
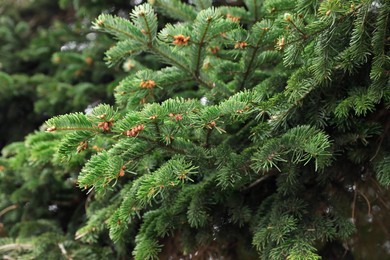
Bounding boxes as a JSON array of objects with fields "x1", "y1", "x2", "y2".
[
  {"x1": 0, "y1": 0, "x2": 135, "y2": 148},
  {"x1": 0, "y1": 0, "x2": 136, "y2": 258},
  {"x1": 0, "y1": 0, "x2": 389, "y2": 259}
]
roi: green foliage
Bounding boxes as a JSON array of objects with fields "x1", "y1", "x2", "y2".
[{"x1": 1, "y1": 0, "x2": 389, "y2": 259}]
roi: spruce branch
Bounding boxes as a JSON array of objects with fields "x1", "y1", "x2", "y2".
[
  {"x1": 244, "y1": 0, "x2": 262, "y2": 22},
  {"x1": 194, "y1": 16, "x2": 212, "y2": 77},
  {"x1": 0, "y1": 243, "x2": 33, "y2": 252},
  {"x1": 236, "y1": 20, "x2": 272, "y2": 91},
  {"x1": 93, "y1": 14, "x2": 145, "y2": 43},
  {"x1": 193, "y1": 0, "x2": 212, "y2": 11},
  {"x1": 151, "y1": 44, "x2": 215, "y2": 90},
  {"x1": 148, "y1": 0, "x2": 197, "y2": 22}
]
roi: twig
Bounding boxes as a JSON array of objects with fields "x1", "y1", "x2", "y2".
[
  {"x1": 0, "y1": 205, "x2": 18, "y2": 218},
  {"x1": 243, "y1": 171, "x2": 277, "y2": 191},
  {"x1": 351, "y1": 182, "x2": 357, "y2": 224},
  {"x1": 287, "y1": 20, "x2": 307, "y2": 39},
  {"x1": 357, "y1": 189, "x2": 371, "y2": 216},
  {"x1": 58, "y1": 243, "x2": 73, "y2": 260},
  {"x1": 0, "y1": 243, "x2": 32, "y2": 252},
  {"x1": 368, "y1": 176, "x2": 383, "y2": 194},
  {"x1": 370, "y1": 120, "x2": 390, "y2": 161},
  {"x1": 204, "y1": 128, "x2": 213, "y2": 148}
]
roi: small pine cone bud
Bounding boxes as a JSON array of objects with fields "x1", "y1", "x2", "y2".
[
  {"x1": 234, "y1": 41, "x2": 248, "y2": 49},
  {"x1": 97, "y1": 19, "x2": 104, "y2": 26},
  {"x1": 46, "y1": 126, "x2": 57, "y2": 132},
  {"x1": 284, "y1": 13, "x2": 293, "y2": 22},
  {"x1": 173, "y1": 34, "x2": 190, "y2": 46},
  {"x1": 175, "y1": 114, "x2": 183, "y2": 121},
  {"x1": 52, "y1": 55, "x2": 61, "y2": 64},
  {"x1": 226, "y1": 13, "x2": 240, "y2": 22},
  {"x1": 119, "y1": 166, "x2": 126, "y2": 177},
  {"x1": 85, "y1": 57, "x2": 93, "y2": 65},
  {"x1": 74, "y1": 69, "x2": 83, "y2": 77},
  {"x1": 97, "y1": 113, "x2": 106, "y2": 119},
  {"x1": 103, "y1": 122, "x2": 110, "y2": 131},
  {"x1": 126, "y1": 129, "x2": 134, "y2": 137},
  {"x1": 140, "y1": 80, "x2": 156, "y2": 89},
  {"x1": 209, "y1": 46, "x2": 220, "y2": 54},
  {"x1": 276, "y1": 37, "x2": 286, "y2": 50},
  {"x1": 77, "y1": 141, "x2": 88, "y2": 153}
]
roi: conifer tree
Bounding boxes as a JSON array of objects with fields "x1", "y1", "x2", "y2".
[{"x1": 1, "y1": 0, "x2": 389, "y2": 259}]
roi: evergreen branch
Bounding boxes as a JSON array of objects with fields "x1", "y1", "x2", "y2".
[
  {"x1": 78, "y1": 151, "x2": 124, "y2": 193},
  {"x1": 45, "y1": 113, "x2": 94, "y2": 132},
  {"x1": 242, "y1": 170, "x2": 277, "y2": 191},
  {"x1": 149, "y1": 0, "x2": 197, "y2": 22},
  {"x1": 151, "y1": 44, "x2": 193, "y2": 76},
  {"x1": 287, "y1": 18, "x2": 308, "y2": 39},
  {"x1": 105, "y1": 40, "x2": 144, "y2": 66},
  {"x1": 50, "y1": 127, "x2": 99, "y2": 132},
  {"x1": 134, "y1": 4, "x2": 157, "y2": 45},
  {"x1": 57, "y1": 131, "x2": 96, "y2": 159},
  {"x1": 0, "y1": 243, "x2": 33, "y2": 252},
  {"x1": 374, "y1": 156, "x2": 390, "y2": 187},
  {"x1": 204, "y1": 128, "x2": 213, "y2": 148},
  {"x1": 236, "y1": 21, "x2": 271, "y2": 91},
  {"x1": 244, "y1": 0, "x2": 262, "y2": 21},
  {"x1": 236, "y1": 43, "x2": 262, "y2": 91},
  {"x1": 151, "y1": 44, "x2": 214, "y2": 89},
  {"x1": 123, "y1": 146, "x2": 156, "y2": 168},
  {"x1": 193, "y1": 0, "x2": 212, "y2": 11},
  {"x1": 93, "y1": 14, "x2": 145, "y2": 43},
  {"x1": 371, "y1": 120, "x2": 390, "y2": 161},
  {"x1": 370, "y1": 3, "x2": 389, "y2": 88},
  {"x1": 137, "y1": 135, "x2": 187, "y2": 155},
  {"x1": 195, "y1": 17, "x2": 212, "y2": 77},
  {"x1": 141, "y1": 14, "x2": 153, "y2": 45},
  {"x1": 134, "y1": 156, "x2": 198, "y2": 205}
]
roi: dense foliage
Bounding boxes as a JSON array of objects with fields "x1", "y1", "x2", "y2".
[{"x1": 1, "y1": 0, "x2": 389, "y2": 259}]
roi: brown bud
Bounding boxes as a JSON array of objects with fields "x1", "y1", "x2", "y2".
[
  {"x1": 173, "y1": 34, "x2": 190, "y2": 46},
  {"x1": 234, "y1": 41, "x2": 248, "y2": 49},
  {"x1": 85, "y1": 57, "x2": 93, "y2": 65},
  {"x1": 175, "y1": 114, "x2": 183, "y2": 121}
]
